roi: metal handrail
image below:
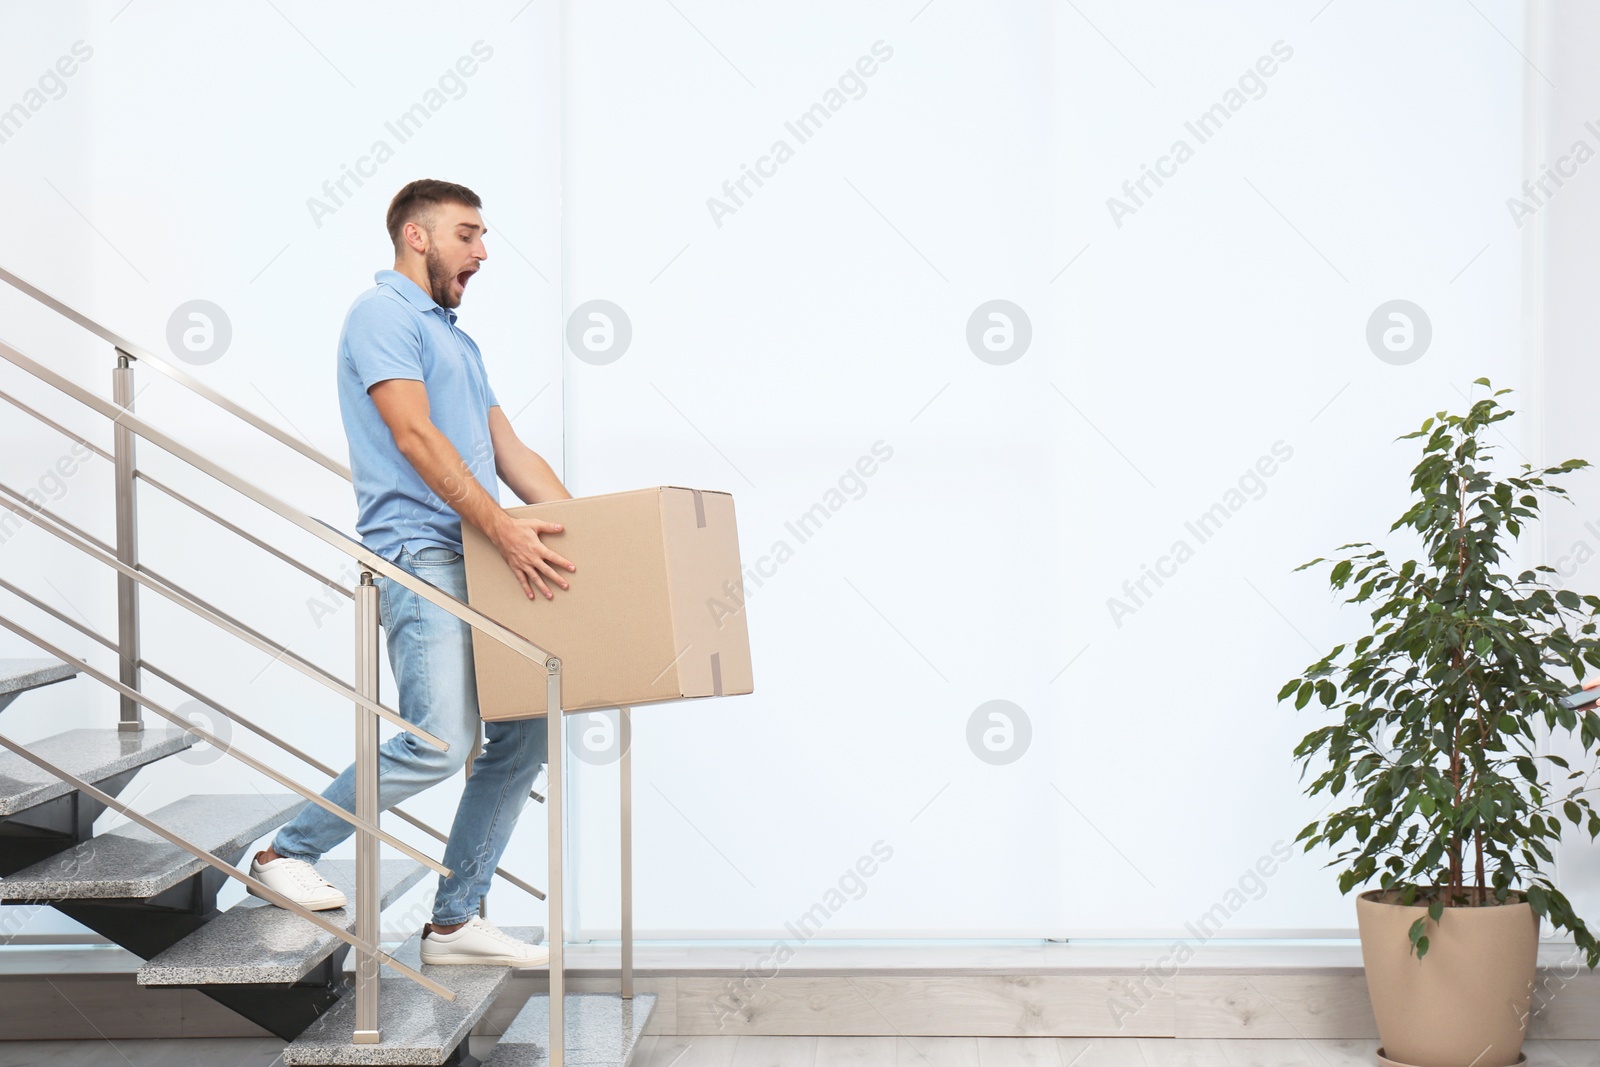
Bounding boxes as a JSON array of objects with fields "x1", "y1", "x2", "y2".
[
  {"x1": 0, "y1": 492, "x2": 449, "y2": 752},
  {"x1": 137, "y1": 562, "x2": 356, "y2": 682},
  {"x1": 0, "y1": 265, "x2": 351, "y2": 480},
  {"x1": 0, "y1": 605, "x2": 451, "y2": 879},
  {"x1": 132, "y1": 478, "x2": 542, "y2": 803},
  {"x1": 0, "y1": 574, "x2": 118, "y2": 653},
  {"x1": 135, "y1": 471, "x2": 354, "y2": 596},
  {"x1": 1, "y1": 357, "x2": 552, "y2": 839},
  {"x1": 0, "y1": 339, "x2": 557, "y2": 669},
  {"x1": 0, "y1": 729, "x2": 455, "y2": 1001},
  {"x1": 0, "y1": 386, "x2": 113, "y2": 462},
  {"x1": 0, "y1": 279, "x2": 584, "y2": 1059},
  {"x1": 0, "y1": 478, "x2": 114, "y2": 554},
  {"x1": 0, "y1": 494, "x2": 550, "y2": 903},
  {"x1": 138, "y1": 660, "x2": 548, "y2": 901}
]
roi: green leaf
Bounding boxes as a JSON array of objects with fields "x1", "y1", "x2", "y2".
[{"x1": 1527, "y1": 885, "x2": 1549, "y2": 915}]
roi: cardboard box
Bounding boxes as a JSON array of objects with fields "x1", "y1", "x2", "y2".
[{"x1": 461, "y1": 486, "x2": 754, "y2": 719}]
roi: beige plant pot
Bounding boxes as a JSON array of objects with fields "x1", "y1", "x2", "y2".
[{"x1": 1356, "y1": 888, "x2": 1539, "y2": 1067}]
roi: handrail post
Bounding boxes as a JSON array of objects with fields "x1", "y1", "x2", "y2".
[
  {"x1": 112, "y1": 349, "x2": 141, "y2": 732},
  {"x1": 546, "y1": 657, "x2": 564, "y2": 1067},
  {"x1": 620, "y1": 705, "x2": 633, "y2": 1000},
  {"x1": 354, "y1": 571, "x2": 382, "y2": 1044}
]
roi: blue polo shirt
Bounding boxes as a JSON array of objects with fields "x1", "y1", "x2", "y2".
[{"x1": 336, "y1": 269, "x2": 500, "y2": 563}]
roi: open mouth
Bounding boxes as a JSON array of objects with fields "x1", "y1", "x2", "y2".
[{"x1": 456, "y1": 270, "x2": 474, "y2": 289}]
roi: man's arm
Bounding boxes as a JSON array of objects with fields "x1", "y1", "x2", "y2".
[
  {"x1": 368, "y1": 378, "x2": 575, "y2": 600},
  {"x1": 489, "y1": 406, "x2": 571, "y2": 505}
]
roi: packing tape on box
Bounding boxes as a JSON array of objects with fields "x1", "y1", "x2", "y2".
[{"x1": 691, "y1": 487, "x2": 706, "y2": 528}]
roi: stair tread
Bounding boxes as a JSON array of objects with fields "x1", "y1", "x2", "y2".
[
  {"x1": 138, "y1": 859, "x2": 430, "y2": 985},
  {"x1": 283, "y1": 925, "x2": 543, "y2": 1066},
  {"x1": 0, "y1": 657, "x2": 77, "y2": 698},
  {"x1": 485, "y1": 992, "x2": 658, "y2": 1067},
  {"x1": 0, "y1": 727, "x2": 197, "y2": 816},
  {"x1": 0, "y1": 792, "x2": 306, "y2": 900}
]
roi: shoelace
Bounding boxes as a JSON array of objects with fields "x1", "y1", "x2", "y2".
[
  {"x1": 469, "y1": 918, "x2": 531, "y2": 950},
  {"x1": 286, "y1": 860, "x2": 333, "y2": 893}
]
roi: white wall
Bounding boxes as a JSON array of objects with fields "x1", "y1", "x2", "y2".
[
  {"x1": 1, "y1": 0, "x2": 1590, "y2": 947},
  {"x1": 559, "y1": 0, "x2": 1550, "y2": 942}
]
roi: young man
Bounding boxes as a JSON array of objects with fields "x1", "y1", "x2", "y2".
[{"x1": 245, "y1": 178, "x2": 575, "y2": 967}]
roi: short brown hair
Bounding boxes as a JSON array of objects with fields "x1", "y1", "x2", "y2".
[{"x1": 386, "y1": 179, "x2": 482, "y2": 250}]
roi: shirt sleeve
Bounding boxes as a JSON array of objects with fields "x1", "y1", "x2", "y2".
[{"x1": 344, "y1": 295, "x2": 425, "y2": 392}]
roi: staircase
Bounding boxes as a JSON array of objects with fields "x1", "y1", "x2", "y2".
[{"x1": 0, "y1": 266, "x2": 653, "y2": 1065}]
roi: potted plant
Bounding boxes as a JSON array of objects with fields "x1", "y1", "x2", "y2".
[{"x1": 1281, "y1": 381, "x2": 1600, "y2": 1067}]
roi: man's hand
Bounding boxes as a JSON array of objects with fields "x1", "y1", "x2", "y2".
[
  {"x1": 490, "y1": 514, "x2": 576, "y2": 601},
  {"x1": 368, "y1": 379, "x2": 576, "y2": 600}
]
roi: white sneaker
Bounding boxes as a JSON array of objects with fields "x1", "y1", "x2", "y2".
[
  {"x1": 246, "y1": 854, "x2": 349, "y2": 911},
  {"x1": 420, "y1": 916, "x2": 550, "y2": 967}
]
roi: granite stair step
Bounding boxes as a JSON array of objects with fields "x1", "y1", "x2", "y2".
[
  {"x1": 283, "y1": 925, "x2": 546, "y2": 1066},
  {"x1": 0, "y1": 792, "x2": 306, "y2": 901},
  {"x1": 0, "y1": 727, "x2": 197, "y2": 818},
  {"x1": 138, "y1": 858, "x2": 431, "y2": 986},
  {"x1": 483, "y1": 992, "x2": 657, "y2": 1066},
  {"x1": 0, "y1": 657, "x2": 77, "y2": 712}
]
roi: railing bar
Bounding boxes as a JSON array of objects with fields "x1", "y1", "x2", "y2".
[
  {"x1": 389, "y1": 807, "x2": 449, "y2": 846},
  {"x1": 0, "y1": 726, "x2": 454, "y2": 1000},
  {"x1": 140, "y1": 660, "x2": 549, "y2": 902},
  {"x1": 0, "y1": 492, "x2": 449, "y2": 751},
  {"x1": 387, "y1": 808, "x2": 548, "y2": 900},
  {"x1": 0, "y1": 387, "x2": 112, "y2": 461},
  {"x1": 139, "y1": 659, "x2": 341, "y2": 777},
  {"x1": 456, "y1": 845, "x2": 546, "y2": 902},
  {"x1": 0, "y1": 267, "x2": 141, "y2": 360},
  {"x1": 136, "y1": 563, "x2": 352, "y2": 694},
  {"x1": 135, "y1": 472, "x2": 354, "y2": 597},
  {"x1": 0, "y1": 576, "x2": 118, "y2": 652},
  {"x1": 0, "y1": 339, "x2": 557, "y2": 669},
  {"x1": 132, "y1": 353, "x2": 354, "y2": 480},
  {"x1": 0, "y1": 479, "x2": 113, "y2": 554},
  {"x1": 0, "y1": 265, "x2": 352, "y2": 480},
  {"x1": 0, "y1": 612, "x2": 453, "y2": 879}
]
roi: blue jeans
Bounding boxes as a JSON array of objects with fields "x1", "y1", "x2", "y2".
[{"x1": 271, "y1": 545, "x2": 547, "y2": 925}]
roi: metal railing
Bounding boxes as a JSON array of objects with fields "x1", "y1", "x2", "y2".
[{"x1": 0, "y1": 267, "x2": 633, "y2": 1064}]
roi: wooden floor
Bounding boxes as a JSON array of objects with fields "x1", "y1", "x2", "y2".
[
  {"x1": 632, "y1": 1037, "x2": 1600, "y2": 1067},
  {"x1": 0, "y1": 1036, "x2": 1595, "y2": 1066}
]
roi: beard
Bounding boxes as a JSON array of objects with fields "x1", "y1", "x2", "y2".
[{"x1": 424, "y1": 244, "x2": 461, "y2": 309}]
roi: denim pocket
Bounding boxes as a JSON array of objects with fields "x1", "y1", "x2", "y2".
[{"x1": 411, "y1": 546, "x2": 463, "y2": 566}]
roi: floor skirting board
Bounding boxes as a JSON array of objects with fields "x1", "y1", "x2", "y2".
[{"x1": 2, "y1": 969, "x2": 1597, "y2": 1041}]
